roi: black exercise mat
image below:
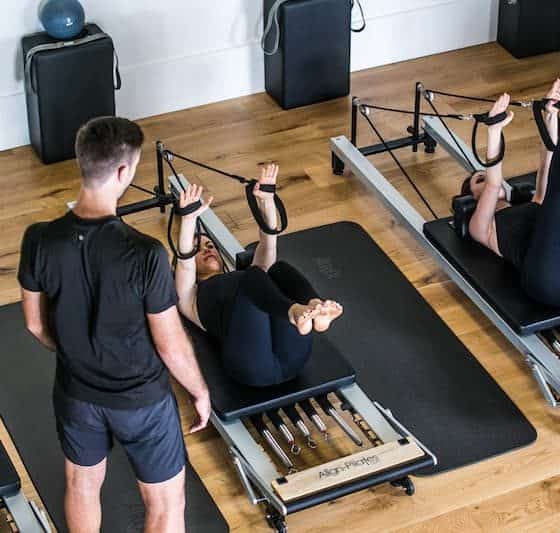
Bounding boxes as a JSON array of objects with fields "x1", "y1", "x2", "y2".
[
  {"x1": 273, "y1": 222, "x2": 536, "y2": 474},
  {"x1": 0, "y1": 304, "x2": 228, "y2": 533},
  {"x1": 185, "y1": 322, "x2": 355, "y2": 421}
]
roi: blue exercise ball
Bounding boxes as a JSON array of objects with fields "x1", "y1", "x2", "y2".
[{"x1": 38, "y1": 0, "x2": 85, "y2": 40}]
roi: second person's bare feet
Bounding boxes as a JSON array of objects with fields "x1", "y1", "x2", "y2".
[
  {"x1": 309, "y1": 299, "x2": 344, "y2": 332},
  {"x1": 288, "y1": 303, "x2": 319, "y2": 335}
]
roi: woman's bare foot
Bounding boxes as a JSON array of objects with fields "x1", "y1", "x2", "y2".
[
  {"x1": 288, "y1": 303, "x2": 319, "y2": 335},
  {"x1": 309, "y1": 299, "x2": 343, "y2": 332}
]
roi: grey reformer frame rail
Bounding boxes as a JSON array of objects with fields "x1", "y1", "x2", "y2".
[
  {"x1": 330, "y1": 132, "x2": 560, "y2": 407},
  {"x1": 176, "y1": 174, "x2": 436, "y2": 521}
]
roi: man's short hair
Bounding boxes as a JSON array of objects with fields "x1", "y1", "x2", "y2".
[{"x1": 75, "y1": 116, "x2": 144, "y2": 187}]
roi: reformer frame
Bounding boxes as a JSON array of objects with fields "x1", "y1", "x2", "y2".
[
  {"x1": 330, "y1": 100, "x2": 560, "y2": 407},
  {"x1": 172, "y1": 173, "x2": 436, "y2": 530}
]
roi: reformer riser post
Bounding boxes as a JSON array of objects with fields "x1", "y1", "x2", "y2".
[{"x1": 330, "y1": 134, "x2": 560, "y2": 407}]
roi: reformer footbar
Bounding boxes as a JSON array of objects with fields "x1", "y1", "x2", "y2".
[
  {"x1": 330, "y1": 82, "x2": 560, "y2": 407},
  {"x1": 116, "y1": 151, "x2": 436, "y2": 532}
]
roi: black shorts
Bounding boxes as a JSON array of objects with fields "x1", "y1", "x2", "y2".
[{"x1": 53, "y1": 390, "x2": 187, "y2": 484}]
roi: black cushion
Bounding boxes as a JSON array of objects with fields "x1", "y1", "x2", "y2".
[
  {"x1": 186, "y1": 322, "x2": 355, "y2": 421},
  {"x1": 424, "y1": 216, "x2": 560, "y2": 335}
]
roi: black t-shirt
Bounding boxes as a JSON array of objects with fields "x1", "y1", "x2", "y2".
[
  {"x1": 18, "y1": 211, "x2": 178, "y2": 409},
  {"x1": 196, "y1": 271, "x2": 244, "y2": 341},
  {"x1": 495, "y1": 202, "x2": 539, "y2": 270}
]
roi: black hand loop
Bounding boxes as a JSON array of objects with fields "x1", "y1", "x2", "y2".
[
  {"x1": 473, "y1": 111, "x2": 508, "y2": 126},
  {"x1": 174, "y1": 200, "x2": 202, "y2": 217},
  {"x1": 245, "y1": 180, "x2": 288, "y2": 235},
  {"x1": 167, "y1": 214, "x2": 201, "y2": 261},
  {"x1": 471, "y1": 114, "x2": 506, "y2": 168},
  {"x1": 532, "y1": 100, "x2": 559, "y2": 152}
]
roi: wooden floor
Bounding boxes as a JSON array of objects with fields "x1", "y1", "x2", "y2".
[{"x1": 2, "y1": 42, "x2": 560, "y2": 532}]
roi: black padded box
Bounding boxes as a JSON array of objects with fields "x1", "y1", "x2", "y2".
[
  {"x1": 22, "y1": 24, "x2": 117, "y2": 164},
  {"x1": 263, "y1": 0, "x2": 351, "y2": 109},
  {"x1": 498, "y1": 0, "x2": 560, "y2": 58}
]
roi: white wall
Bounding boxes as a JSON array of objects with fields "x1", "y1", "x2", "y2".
[{"x1": 0, "y1": 0, "x2": 499, "y2": 151}]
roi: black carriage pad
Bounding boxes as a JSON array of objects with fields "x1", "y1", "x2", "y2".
[
  {"x1": 0, "y1": 304, "x2": 228, "y2": 533},
  {"x1": 268, "y1": 221, "x2": 536, "y2": 474},
  {"x1": 0, "y1": 441, "x2": 20, "y2": 498},
  {"x1": 424, "y1": 217, "x2": 560, "y2": 335},
  {"x1": 186, "y1": 322, "x2": 355, "y2": 422}
]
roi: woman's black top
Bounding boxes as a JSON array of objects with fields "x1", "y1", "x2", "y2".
[
  {"x1": 196, "y1": 271, "x2": 244, "y2": 340},
  {"x1": 495, "y1": 202, "x2": 539, "y2": 270}
]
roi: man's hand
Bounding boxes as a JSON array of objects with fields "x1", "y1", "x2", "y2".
[
  {"x1": 179, "y1": 183, "x2": 213, "y2": 220},
  {"x1": 190, "y1": 391, "x2": 211, "y2": 433},
  {"x1": 488, "y1": 93, "x2": 514, "y2": 132},
  {"x1": 253, "y1": 163, "x2": 278, "y2": 200},
  {"x1": 545, "y1": 78, "x2": 560, "y2": 115}
]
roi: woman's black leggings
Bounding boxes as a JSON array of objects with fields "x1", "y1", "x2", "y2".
[
  {"x1": 522, "y1": 148, "x2": 560, "y2": 306},
  {"x1": 222, "y1": 261, "x2": 321, "y2": 387}
]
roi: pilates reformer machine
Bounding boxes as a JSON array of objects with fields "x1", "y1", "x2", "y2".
[
  {"x1": 114, "y1": 143, "x2": 437, "y2": 532},
  {"x1": 0, "y1": 440, "x2": 51, "y2": 532},
  {"x1": 330, "y1": 82, "x2": 560, "y2": 408}
]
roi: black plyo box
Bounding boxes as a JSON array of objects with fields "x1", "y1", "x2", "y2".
[
  {"x1": 263, "y1": 0, "x2": 351, "y2": 109},
  {"x1": 498, "y1": 0, "x2": 560, "y2": 58},
  {"x1": 22, "y1": 24, "x2": 116, "y2": 164}
]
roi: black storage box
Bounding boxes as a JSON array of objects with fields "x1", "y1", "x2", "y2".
[
  {"x1": 498, "y1": 0, "x2": 560, "y2": 58},
  {"x1": 264, "y1": 0, "x2": 351, "y2": 109},
  {"x1": 22, "y1": 24, "x2": 117, "y2": 164}
]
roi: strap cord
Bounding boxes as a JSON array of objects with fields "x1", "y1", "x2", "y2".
[
  {"x1": 424, "y1": 88, "x2": 532, "y2": 109},
  {"x1": 161, "y1": 149, "x2": 288, "y2": 236},
  {"x1": 359, "y1": 106, "x2": 438, "y2": 219},
  {"x1": 360, "y1": 102, "x2": 469, "y2": 120}
]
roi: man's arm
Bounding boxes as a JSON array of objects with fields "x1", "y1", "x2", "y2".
[
  {"x1": 21, "y1": 288, "x2": 56, "y2": 352},
  {"x1": 147, "y1": 305, "x2": 211, "y2": 432}
]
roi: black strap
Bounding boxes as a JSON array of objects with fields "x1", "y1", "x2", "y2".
[
  {"x1": 532, "y1": 100, "x2": 559, "y2": 152},
  {"x1": 167, "y1": 214, "x2": 202, "y2": 261},
  {"x1": 471, "y1": 112, "x2": 507, "y2": 168},
  {"x1": 174, "y1": 200, "x2": 202, "y2": 217},
  {"x1": 258, "y1": 183, "x2": 276, "y2": 194},
  {"x1": 245, "y1": 180, "x2": 288, "y2": 235},
  {"x1": 162, "y1": 149, "x2": 288, "y2": 235}
]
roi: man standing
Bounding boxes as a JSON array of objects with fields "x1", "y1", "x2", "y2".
[{"x1": 18, "y1": 117, "x2": 210, "y2": 533}]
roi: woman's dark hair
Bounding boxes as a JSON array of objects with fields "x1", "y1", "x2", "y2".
[{"x1": 75, "y1": 116, "x2": 144, "y2": 187}]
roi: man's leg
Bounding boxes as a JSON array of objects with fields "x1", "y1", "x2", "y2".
[
  {"x1": 64, "y1": 458, "x2": 107, "y2": 533},
  {"x1": 110, "y1": 394, "x2": 187, "y2": 532},
  {"x1": 138, "y1": 466, "x2": 186, "y2": 533}
]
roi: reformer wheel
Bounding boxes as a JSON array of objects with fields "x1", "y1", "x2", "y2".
[
  {"x1": 332, "y1": 152, "x2": 345, "y2": 175},
  {"x1": 391, "y1": 476, "x2": 415, "y2": 496},
  {"x1": 424, "y1": 134, "x2": 437, "y2": 154},
  {"x1": 265, "y1": 504, "x2": 287, "y2": 532}
]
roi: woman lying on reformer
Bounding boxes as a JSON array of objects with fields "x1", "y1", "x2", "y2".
[
  {"x1": 174, "y1": 163, "x2": 343, "y2": 387},
  {"x1": 461, "y1": 79, "x2": 560, "y2": 307}
]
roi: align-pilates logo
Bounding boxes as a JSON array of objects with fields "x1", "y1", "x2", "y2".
[
  {"x1": 318, "y1": 454, "x2": 380, "y2": 479},
  {"x1": 313, "y1": 257, "x2": 341, "y2": 280}
]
